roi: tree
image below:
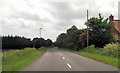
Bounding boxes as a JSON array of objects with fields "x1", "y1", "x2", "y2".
[
  {"x1": 2, "y1": 35, "x2": 53, "y2": 50},
  {"x1": 67, "y1": 25, "x2": 78, "y2": 35},
  {"x1": 2, "y1": 35, "x2": 32, "y2": 49},
  {"x1": 54, "y1": 33, "x2": 67, "y2": 48},
  {"x1": 68, "y1": 29, "x2": 86, "y2": 44},
  {"x1": 32, "y1": 38, "x2": 40, "y2": 48},
  {"x1": 45, "y1": 39, "x2": 53, "y2": 47},
  {"x1": 81, "y1": 14, "x2": 116, "y2": 47},
  {"x1": 54, "y1": 25, "x2": 86, "y2": 50}
]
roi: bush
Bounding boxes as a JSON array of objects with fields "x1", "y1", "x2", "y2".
[
  {"x1": 103, "y1": 43, "x2": 118, "y2": 58},
  {"x1": 66, "y1": 43, "x2": 76, "y2": 50},
  {"x1": 81, "y1": 43, "x2": 119, "y2": 58},
  {"x1": 3, "y1": 48, "x2": 36, "y2": 58},
  {"x1": 39, "y1": 46, "x2": 46, "y2": 50},
  {"x1": 83, "y1": 45, "x2": 101, "y2": 54},
  {"x1": 2, "y1": 48, "x2": 46, "y2": 71},
  {"x1": 84, "y1": 45, "x2": 95, "y2": 51},
  {"x1": 88, "y1": 45, "x2": 95, "y2": 49},
  {"x1": 77, "y1": 42, "x2": 84, "y2": 50}
]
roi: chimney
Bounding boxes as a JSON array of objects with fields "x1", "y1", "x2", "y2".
[{"x1": 109, "y1": 14, "x2": 114, "y2": 22}]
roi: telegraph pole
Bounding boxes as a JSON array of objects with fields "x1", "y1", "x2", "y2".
[
  {"x1": 40, "y1": 28, "x2": 42, "y2": 38},
  {"x1": 87, "y1": 10, "x2": 89, "y2": 47}
]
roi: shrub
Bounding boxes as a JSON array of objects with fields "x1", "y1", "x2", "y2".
[
  {"x1": 88, "y1": 45, "x2": 95, "y2": 49},
  {"x1": 77, "y1": 42, "x2": 84, "y2": 50},
  {"x1": 82, "y1": 43, "x2": 119, "y2": 58},
  {"x1": 84, "y1": 45, "x2": 96, "y2": 53},
  {"x1": 2, "y1": 48, "x2": 46, "y2": 71},
  {"x1": 38, "y1": 46, "x2": 46, "y2": 51},
  {"x1": 40, "y1": 46, "x2": 45, "y2": 49},
  {"x1": 66, "y1": 43, "x2": 76, "y2": 50},
  {"x1": 103, "y1": 43, "x2": 119, "y2": 58},
  {"x1": 3, "y1": 48, "x2": 36, "y2": 58}
]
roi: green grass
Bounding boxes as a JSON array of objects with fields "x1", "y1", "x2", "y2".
[
  {"x1": 2, "y1": 47, "x2": 46, "y2": 71},
  {"x1": 73, "y1": 51, "x2": 119, "y2": 68},
  {"x1": 59, "y1": 48, "x2": 119, "y2": 68}
]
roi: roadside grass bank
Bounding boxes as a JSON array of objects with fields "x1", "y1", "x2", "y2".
[
  {"x1": 2, "y1": 47, "x2": 46, "y2": 71},
  {"x1": 73, "y1": 51, "x2": 118, "y2": 68},
  {"x1": 59, "y1": 43, "x2": 119, "y2": 68}
]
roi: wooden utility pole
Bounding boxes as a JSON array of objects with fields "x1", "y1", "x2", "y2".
[{"x1": 87, "y1": 10, "x2": 89, "y2": 47}]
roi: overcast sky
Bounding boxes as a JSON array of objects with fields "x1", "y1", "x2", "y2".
[{"x1": 0, "y1": 0, "x2": 119, "y2": 42}]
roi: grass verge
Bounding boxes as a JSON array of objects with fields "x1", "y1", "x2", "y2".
[
  {"x1": 73, "y1": 51, "x2": 118, "y2": 68},
  {"x1": 2, "y1": 47, "x2": 46, "y2": 71},
  {"x1": 59, "y1": 48, "x2": 119, "y2": 68}
]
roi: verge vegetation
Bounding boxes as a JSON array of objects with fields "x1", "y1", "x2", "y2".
[
  {"x1": 60, "y1": 43, "x2": 119, "y2": 68},
  {"x1": 2, "y1": 47, "x2": 46, "y2": 71}
]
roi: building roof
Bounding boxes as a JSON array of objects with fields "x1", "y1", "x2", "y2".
[
  {"x1": 109, "y1": 14, "x2": 120, "y2": 34},
  {"x1": 113, "y1": 20, "x2": 120, "y2": 33}
]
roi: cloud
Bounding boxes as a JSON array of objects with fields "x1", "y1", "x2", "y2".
[{"x1": 0, "y1": 0, "x2": 119, "y2": 41}]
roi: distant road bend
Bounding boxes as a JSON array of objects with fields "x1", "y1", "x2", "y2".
[{"x1": 23, "y1": 47, "x2": 118, "y2": 71}]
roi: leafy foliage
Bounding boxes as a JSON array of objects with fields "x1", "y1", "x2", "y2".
[
  {"x1": 54, "y1": 25, "x2": 86, "y2": 50},
  {"x1": 2, "y1": 35, "x2": 32, "y2": 49},
  {"x1": 2, "y1": 48, "x2": 46, "y2": 71},
  {"x1": 2, "y1": 35, "x2": 53, "y2": 50},
  {"x1": 82, "y1": 43, "x2": 119, "y2": 58},
  {"x1": 73, "y1": 51, "x2": 118, "y2": 68},
  {"x1": 103, "y1": 43, "x2": 119, "y2": 58},
  {"x1": 80, "y1": 14, "x2": 116, "y2": 47}
]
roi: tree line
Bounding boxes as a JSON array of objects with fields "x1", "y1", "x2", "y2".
[
  {"x1": 2, "y1": 35, "x2": 53, "y2": 50},
  {"x1": 54, "y1": 25, "x2": 86, "y2": 51},
  {"x1": 54, "y1": 14, "x2": 116, "y2": 51}
]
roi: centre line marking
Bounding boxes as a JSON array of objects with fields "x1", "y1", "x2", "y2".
[
  {"x1": 67, "y1": 63, "x2": 72, "y2": 68},
  {"x1": 62, "y1": 57, "x2": 65, "y2": 60},
  {"x1": 60, "y1": 53, "x2": 62, "y2": 55}
]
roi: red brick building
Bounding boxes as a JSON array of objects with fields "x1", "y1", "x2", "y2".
[{"x1": 109, "y1": 14, "x2": 120, "y2": 40}]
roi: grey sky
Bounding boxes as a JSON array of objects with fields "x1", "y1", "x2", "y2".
[{"x1": 0, "y1": 0, "x2": 119, "y2": 42}]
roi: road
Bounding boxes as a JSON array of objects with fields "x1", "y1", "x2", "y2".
[{"x1": 23, "y1": 47, "x2": 118, "y2": 71}]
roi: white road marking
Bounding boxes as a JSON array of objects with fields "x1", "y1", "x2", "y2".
[
  {"x1": 58, "y1": 52, "x2": 62, "y2": 56},
  {"x1": 62, "y1": 57, "x2": 65, "y2": 60},
  {"x1": 60, "y1": 53, "x2": 62, "y2": 55},
  {"x1": 67, "y1": 63, "x2": 72, "y2": 68}
]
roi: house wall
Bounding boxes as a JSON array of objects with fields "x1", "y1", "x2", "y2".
[
  {"x1": 112, "y1": 20, "x2": 120, "y2": 40},
  {"x1": 112, "y1": 28, "x2": 119, "y2": 40},
  {"x1": 119, "y1": 21, "x2": 120, "y2": 40},
  {"x1": 118, "y1": 1, "x2": 120, "y2": 20}
]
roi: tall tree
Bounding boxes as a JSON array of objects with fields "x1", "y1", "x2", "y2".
[
  {"x1": 81, "y1": 14, "x2": 116, "y2": 47},
  {"x1": 2, "y1": 35, "x2": 53, "y2": 50},
  {"x1": 55, "y1": 33, "x2": 67, "y2": 48},
  {"x1": 54, "y1": 25, "x2": 86, "y2": 50},
  {"x1": 67, "y1": 25, "x2": 78, "y2": 35},
  {"x1": 45, "y1": 39, "x2": 53, "y2": 46}
]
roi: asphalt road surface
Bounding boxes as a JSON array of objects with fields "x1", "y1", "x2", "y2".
[{"x1": 23, "y1": 47, "x2": 118, "y2": 71}]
